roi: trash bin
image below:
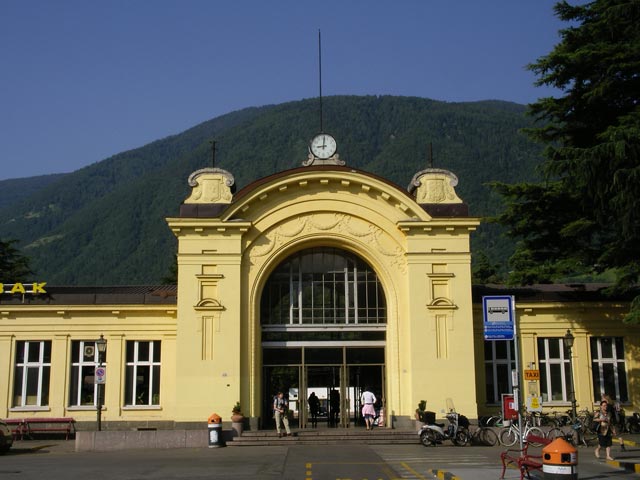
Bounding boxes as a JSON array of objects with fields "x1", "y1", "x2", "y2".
[
  {"x1": 543, "y1": 437, "x2": 577, "y2": 479},
  {"x1": 207, "y1": 413, "x2": 225, "y2": 448}
]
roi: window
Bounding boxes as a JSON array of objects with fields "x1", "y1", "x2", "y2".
[
  {"x1": 484, "y1": 340, "x2": 515, "y2": 404},
  {"x1": 537, "y1": 337, "x2": 571, "y2": 403},
  {"x1": 591, "y1": 337, "x2": 628, "y2": 402},
  {"x1": 69, "y1": 340, "x2": 106, "y2": 407},
  {"x1": 261, "y1": 248, "x2": 386, "y2": 325},
  {"x1": 13, "y1": 340, "x2": 51, "y2": 407},
  {"x1": 124, "y1": 341, "x2": 161, "y2": 406}
]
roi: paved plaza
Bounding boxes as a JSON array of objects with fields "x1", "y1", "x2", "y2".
[{"x1": 1, "y1": 436, "x2": 639, "y2": 480}]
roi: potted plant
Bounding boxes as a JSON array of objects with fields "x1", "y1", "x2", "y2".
[
  {"x1": 231, "y1": 402, "x2": 244, "y2": 436},
  {"x1": 231, "y1": 402, "x2": 244, "y2": 423}
]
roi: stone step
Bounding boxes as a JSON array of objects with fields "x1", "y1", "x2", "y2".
[{"x1": 226, "y1": 429, "x2": 419, "y2": 446}]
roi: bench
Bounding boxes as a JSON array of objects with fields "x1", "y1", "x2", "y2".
[
  {"x1": 3, "y1": 418, "x2": 75, "y2": 440},
  {"x1": 500, "y1": 434, "x2": 552, "y2": 480},
  {"x1": 2, "y1": 419, "x2": 27, "y2": 440},
  {"x1": 24, "y1": 418, "x2": 75, "y2": 439}
]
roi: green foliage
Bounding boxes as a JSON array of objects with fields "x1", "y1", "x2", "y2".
[
  {"x1": 0, "y1": 96, "x2": 543, "y2": 284},
  {"x1": 472, "y1": 251, "x2": 504, "y2": 284},
  {"x1": 492, "y1": 0, "x2": 640, "y2": 320},
  {"x1": 0, "y1": 174, "x2": 68, "y2": 210},
  {"x1": 0, "y1": 238, "x2": 33, "y2": 280}
]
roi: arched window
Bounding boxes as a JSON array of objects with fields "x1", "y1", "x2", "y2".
[{"x1": 261, "y1": 248, "x2": 386, "y2": 326}]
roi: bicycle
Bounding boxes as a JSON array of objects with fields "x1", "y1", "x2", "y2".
[
  {"x1": 481, "y1": 411, "x2": 505, "y2": 428},
  {"x1": 469, "y1": 425, "x2": 499, "y2": 446},
  {"x1": 499, "y1": 416, "x2": 545, "y2": 447},
  {"x1": 547, "y1": 410, "x2": 597, "y2": 447}
]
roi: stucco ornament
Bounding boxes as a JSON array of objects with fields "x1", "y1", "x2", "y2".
[
  {"x1": 248, "y1": 213, "x2": 406, "y2": 273},
  {"x1": 408, "y1": 169, "x2": 463, "y2": 204},
  {"x1": 302, "y1": 152, "x2": 345, "y2": 167},
  {"x1": 184, "y1": 168, "x2": 234, "y2": 204}
]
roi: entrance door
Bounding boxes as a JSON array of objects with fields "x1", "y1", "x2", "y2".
[
  {"x1": 263, "y1": 347, "x2": 385, "y2": 429},
  {"x1": 263, "y1": 365, "x2": 300, "y2": 429}
]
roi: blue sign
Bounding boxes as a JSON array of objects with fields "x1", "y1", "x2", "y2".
[{"x1": 483, "y1": 295, "x2": 515, "y2": 340}]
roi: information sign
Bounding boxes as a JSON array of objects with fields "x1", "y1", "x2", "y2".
[
  {"x1": 95, "y1": 366, "x2": 106, "y2": 384},
  {"x1": 483, "y1": 295, "x2": 515, "y2": 340},
  {"x1": 524, "y1": 370, "x2": 540, "y2": 381}
]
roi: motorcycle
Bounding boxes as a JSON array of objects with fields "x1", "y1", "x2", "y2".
[
  {"x1": 419, "y1": 409, "x2": 471, "y2": 447},
  {"x1": 626, "y1": 412, "x2": 640, "y2": 434}
]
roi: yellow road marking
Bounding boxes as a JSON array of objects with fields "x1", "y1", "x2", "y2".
[{"x1": 400, "y1": 461, "x2": 428, "y2": 480}]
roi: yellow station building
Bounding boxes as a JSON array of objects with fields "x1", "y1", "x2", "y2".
[{"x1": 1, "y1": 143, "x2": 638, "y2": 430}]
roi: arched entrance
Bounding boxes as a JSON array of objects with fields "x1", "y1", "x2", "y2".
[{"x1": 261, "y1": 247, "x2": 386, "y2": 428}]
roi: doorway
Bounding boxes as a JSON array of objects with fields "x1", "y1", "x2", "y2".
[{"x1": 263, "y1": 346, "x2": 385, "y2": 429}]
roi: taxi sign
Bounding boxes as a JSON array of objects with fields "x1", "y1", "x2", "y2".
[{"x1": 524, "y1": 370, "x2": 540, "y2": 381}]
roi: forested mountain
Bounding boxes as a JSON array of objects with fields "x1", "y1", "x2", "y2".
[
  {"x1": 0, "y1": 173, "x2": 69, "y2": 210},
  {"x1": 0, "y1": 96, "x2": 543, "y2": 284}
]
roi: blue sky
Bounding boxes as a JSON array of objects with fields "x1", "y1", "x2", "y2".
[{"x1": 1, "y1": 1, "x2": 565, "y2": 181}]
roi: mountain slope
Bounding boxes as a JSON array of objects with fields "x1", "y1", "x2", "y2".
[{"x1": 0, "y1": 96, "x2": 542, "y2": 284}]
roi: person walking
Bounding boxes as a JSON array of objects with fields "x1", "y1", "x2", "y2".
[
  {"x1": 602, "y1": 393, "x2": 626, "y2": 452},
  {"x1": 308, "y1": 392, "x2": 320, "y2": 428},
  {"x1": 361, "y1": 387, "x2": 377, "y2": 431},
  {"x1": 273, "y1": 391, "x2": 292, "y2": 438},
  {"x1": 594, "y1": 399, "x2": 614, "y2": 461}
]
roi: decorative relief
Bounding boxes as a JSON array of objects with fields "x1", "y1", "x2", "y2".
[
  {"x1": 195, "y1": 298, "x2": 224, "y2": 310},
  {"x1": 248, "y1": 213, "x2": 406, "y2": 272},
  {"x1": 407, "y1": 169, "x2": 463, "y2": 204},
  {"x1": 302, "y1": 153, "x2": 345, "y2": 167},
  {"x1": 184, "y1": 168, "x2": 234, "y2": 204}
]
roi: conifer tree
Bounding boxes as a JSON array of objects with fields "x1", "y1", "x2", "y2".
[
  {"x1": 0, "y1": 239, "x2": 33, "y2": 280},
  {"x1": 493, "y1": 0, "x2": 640, "y2": 321}
]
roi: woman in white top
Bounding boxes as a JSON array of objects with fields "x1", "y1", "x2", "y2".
[{"x1": 361, "y1": 387, "x2": 377, "y2": 430}]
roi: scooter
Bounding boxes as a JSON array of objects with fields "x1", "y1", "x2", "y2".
[
  {"x1": 626, "y1": 412, "x2": 640, "y2": 433},
  {"x1": 419, "y1": 409, "x2": 471, "y2": 447}
]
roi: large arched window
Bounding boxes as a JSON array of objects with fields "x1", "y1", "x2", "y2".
[{"x1": 261, "y1": 248, "x2": 386, "y2": 326}]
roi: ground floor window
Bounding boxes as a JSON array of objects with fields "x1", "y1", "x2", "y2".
[
  {"x1": 591, "y1": 336, "x2": 628, "y2": 402},
  {"x1": 124, "y1": 340, "x2": 161, "y2": 406},
  {"x1": 69, "y1": 340, "x2": 106, "y2": 407},
  {"x1": 484, "y1": 340, "x2": 515, "y2": 404},
  {"x1": 538, "y1": 337, "x2": 571, "y2": 403},
  {"x1": 13, "y1": 340, "x2": 51, "y2": 407}
]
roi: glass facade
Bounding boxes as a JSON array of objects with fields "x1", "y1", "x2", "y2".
[
  {"x1": 13, "y1": 341, "x2": 51, "y2": 407},
  {"x1": 124, "y1": 341, "x2": 161, "y2": 406},
  {"x1": 261, "y1": 248, "x2": 386, "y2": 326},
  {"x1": 69, "y1": 340, "x2": 106, "y2": 407},
  {"x1": 591, "y1": 336, "x2": 628, "y2": 402}
]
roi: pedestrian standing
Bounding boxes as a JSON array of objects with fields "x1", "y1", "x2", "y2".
[
  {"x1": 273, "y1": 392, "x2": 292, "y2": 438},
  {"x1": 594, "y1": 399, "x2": 614, "y2": 461},
  {"x1": 361, "y1": 387, "x2": 377, "y2": 431}
]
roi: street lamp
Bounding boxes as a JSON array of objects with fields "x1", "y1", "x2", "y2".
[
  {"x1": 96, "y1": 334, "x2": 107, "y2": 431},
  {"x1": 563, "y1": 329, "x2": 577, "y2": 423}
]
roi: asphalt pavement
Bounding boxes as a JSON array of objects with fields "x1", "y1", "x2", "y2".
[{"x1": 2, "y1": 435, "x2": 639, "y2": 480}]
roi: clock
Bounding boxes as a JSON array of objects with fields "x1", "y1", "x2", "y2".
[{"x1": 309, "y1": 133, "x2": 337, "y2": 159}]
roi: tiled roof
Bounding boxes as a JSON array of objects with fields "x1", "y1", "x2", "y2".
[
  {"x1": 472, "y1": 283, "x2": 636, "y2": 303},
  {"x1": 0, "y1": 285, "x2": 177, "y2": 305}
]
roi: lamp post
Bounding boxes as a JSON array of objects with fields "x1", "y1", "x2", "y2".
[
  {"x1": 96, "y1": 334, "x2": 107, "y2": 431},
  {"x1": 563, "y1": 329, "x2": 577, "y2": 423}
]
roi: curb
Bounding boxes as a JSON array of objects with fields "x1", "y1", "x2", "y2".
[
  {"x1": 606, "y1": 458, "x2": 640, "y2": 474},
  {"x1": 427, "y1": 468, "x2": 461, "y2": 480}
]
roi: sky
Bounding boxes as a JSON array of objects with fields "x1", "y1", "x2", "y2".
[{"x1": 1, "y1": 0, "x2": 566, "y2": 181}]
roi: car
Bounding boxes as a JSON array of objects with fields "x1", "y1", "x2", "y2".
[{"x1": 0, "y1": 420, "x2": 13, "y2": 452}]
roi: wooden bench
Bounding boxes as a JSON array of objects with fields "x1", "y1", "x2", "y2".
[
  {"x1": 24, "y1": 418, "x2": 75, "y2": 439},
  {"x1": 500, "y1": 434, "x2": 552, "y2": 480},
  {"x1": 2, "y1": 419, "x2": 27, "y2": 440}
]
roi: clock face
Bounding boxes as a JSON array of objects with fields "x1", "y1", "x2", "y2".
[{"x1": 310, "y1": 133, "x2": 337, "y2": 159}]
